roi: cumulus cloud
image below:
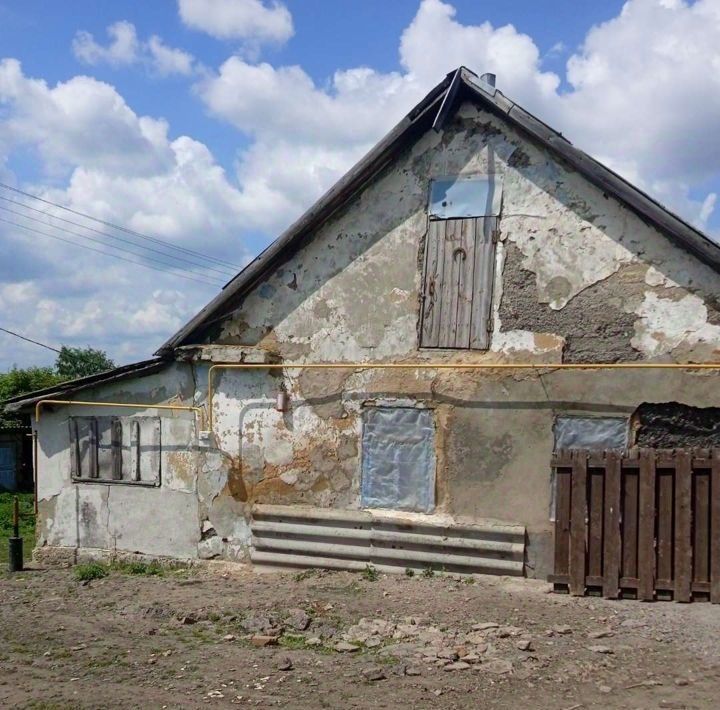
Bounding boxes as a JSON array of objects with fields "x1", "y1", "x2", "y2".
[
  {"x1": 178, "y1": 0, "x2": 293, "y2": 44},
  {"x1": 72, "y1": 20, "x2": 139, "y2": 67},
  {"x1": 73, "y1": 21, "x2": 196, "y2": 76}
]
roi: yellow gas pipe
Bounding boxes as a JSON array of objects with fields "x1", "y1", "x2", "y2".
[
  {"x1": 35, "y1": 399, "x2": 203, "y2": 424},
  {"x1": 206, "y1": 361, "x2": 720, "y2": 430}
]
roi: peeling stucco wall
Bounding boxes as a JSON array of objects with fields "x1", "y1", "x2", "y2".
[{"x1": 33, "y1": 98, "x2": 720, "y2": 578}]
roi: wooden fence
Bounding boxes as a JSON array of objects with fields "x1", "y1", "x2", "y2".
[{"x1": 549, "y1": 448, "x2": 720, "y2": 602}]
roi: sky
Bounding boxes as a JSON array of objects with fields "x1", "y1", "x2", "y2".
[{"x1": 1, "y1": 0, "x2": 719, "y2": 371}]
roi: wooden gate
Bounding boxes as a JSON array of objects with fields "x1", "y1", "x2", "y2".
[{"x1": 550, "y1": 448, "x2": 720, "y2": 602}]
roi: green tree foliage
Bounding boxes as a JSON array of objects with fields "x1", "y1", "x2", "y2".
[
  {"x1": 0, "y1": 366, "x2": 64, "y2": 427},
  {"x1": 0, "y1": 366, "x2": 63, "y2": 404},
  {"x1": 55, "y1": 346, "x2": 115, "y2": 380},
  {"x1": 1, "y1": 346, "x2": 115, "y2": 426}
]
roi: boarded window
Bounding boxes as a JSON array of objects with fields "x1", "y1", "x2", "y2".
[
  {"x1": 70, "y1": 416, "x2": 161, "y2": 485},
  {"x1": 421, "y1": 175, "x2": 501, "y2": 349},
  {"x1": 361, "y1": 407, "x2": 435, "y2": 513}
]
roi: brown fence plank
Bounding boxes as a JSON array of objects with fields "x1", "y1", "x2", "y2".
[
  {"x1": 569, "y1": 450, "x2": 588, "y2": 596},
  {"x1": 694, "y1": 470, "x2": 710, "y2": 585},
  {"x1": 656, "y1": 465, "x2": 674, "y2": 590},
  {"x1": 553, "y1": 464, "x2": 572, "y2": 581},
  {"x1": 603, "y1": 451, "x2": 622, "y2": 598},
  {"x1": 711, "y1": 450, "x2": 720, "y2": 603},
  {"x1": 588, "y1": 468, "x2": 604, "y2": 579},
  {"x1": 638, "y1": 449, "x2": 656, "y2": 601},
  {"x1": 622, "y1": 467, "x2": 639, "y2": 581},
  {"x1": 674, "y1": 450, "x2": 693, "y2": 602}
]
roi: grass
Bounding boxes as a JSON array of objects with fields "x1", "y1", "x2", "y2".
[
  {"x1": 278, "y1": 634, "x2": 308, "y2": 650},
  {"x1": 112, "y1": 559, "x2": 164, "y2": 576},
  {"x1": 0, "y1": 492, "x2": 35, "y2": 564},
  {"x1": 73, "y1": 562, "x2": 108, "y2": 581},
  {"x1": 73, "y1": 558, "x2": 167, "y2": 581}
]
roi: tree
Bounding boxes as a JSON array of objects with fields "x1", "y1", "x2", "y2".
[
  {"x1": 0, "y1": 346, "x2": 115, "y2": 426},
  {"x1": 55, "y1": 346, "x2": 115, "y2": 380},
  {"x1": 0, "y1": 366, "x2": 64, "y2": 427},
  {"x1": 0, "y1": 366, "x2": 63, "y2": 403}
]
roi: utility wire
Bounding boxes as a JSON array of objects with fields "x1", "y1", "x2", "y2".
[
  {"x1": 0, "y1": 181, "x2": 243, "y2": 271},
  {"x1": 0, "y1": 195, "x2": 237, "y2": 278},
  {"x1": 0, "y1": 326, "x2": 61, "y2": 353},
  {"x1": 0, "y1": 216, "x2": 224, "y2": 288},
  {"x1": 0, "y1": 203, "x2": 228, "y2": 283}
]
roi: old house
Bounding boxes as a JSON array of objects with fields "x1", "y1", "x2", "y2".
[{"x1": 6, "y1": 67, "x2": 720, "y2": 587}]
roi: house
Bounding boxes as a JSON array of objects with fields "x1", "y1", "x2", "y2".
[
  {"x1": 0, "y1": 421, "x2": 32, "y2": 491},
  {"x1": 5, "y1": 67, "x2": 720, "y2": 582}
]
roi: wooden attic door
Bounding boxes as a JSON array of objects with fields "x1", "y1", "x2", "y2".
[{"x1": 420, "y1": 175, "x2": 501, "y2": 349}]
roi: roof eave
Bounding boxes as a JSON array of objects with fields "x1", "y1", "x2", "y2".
[{"x1": 2, "y1": 358, "x2": 167, "y2": 413}]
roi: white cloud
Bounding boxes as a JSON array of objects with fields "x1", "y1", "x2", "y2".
[
  {"x1": 178, "y1": 0, "x2": 293, "y2": 44},
  {"x1": 73, "y1": 21, "x2": 196, "y2": 77},
  {"x1": 146, "y1": 36, "x2": 195, "y2": 77},
  {"x1": 72, "y1": 20, "x2": 139, "y2": 67},
  {"x1": 561, "y1": 0, "x2": 720, "y2": 188}
]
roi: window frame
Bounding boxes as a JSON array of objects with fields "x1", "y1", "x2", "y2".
[
  {"x1": 69, "y1": 415, "x2": 162, "y2": 487},
  {"x1": 419, "y1": 173, "x2": 502, "y2": 351}
]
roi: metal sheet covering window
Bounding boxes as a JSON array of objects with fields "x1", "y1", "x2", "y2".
[
  {"x1": 428, "y1": 175, "x2": 503, "y2": 219},
  {"x1": 361, "y1": 407, "x2": 435, "y2": 513},
  {"x1": 553, "y1": 416, "x2": 628, "y2": 451}
]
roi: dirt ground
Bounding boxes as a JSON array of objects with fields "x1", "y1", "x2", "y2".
[{"x1": 1, "y1": 563, "x2": 720, "y2": 709}]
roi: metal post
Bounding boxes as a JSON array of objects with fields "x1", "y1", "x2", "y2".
[{"x1": 8, "y1": 495, "x2": 23, "y2": 572}]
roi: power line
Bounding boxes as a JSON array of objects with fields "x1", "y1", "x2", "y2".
[
  {"x1": 0, "y1": 195, "x2": 237, "y2": 278},
  {"x1": 0, "y1": 216, "x2": 224, "y2": 288},
  {"x1": 0, "y1": 327, "x2": 61, "y2": 353},
  {"x1": 0, "y1": 181, "x2": 244, "y2": 271},
  {"x1": 0, "y1": 204, "x2": 226, "y2": 285}
]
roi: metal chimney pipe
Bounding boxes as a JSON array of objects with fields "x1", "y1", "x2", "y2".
[{"x1": 480, "y1": 72, "x2": 496, "y2": 87}]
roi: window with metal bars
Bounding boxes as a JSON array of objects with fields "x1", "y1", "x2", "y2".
[{"x1": 69, "y1": 416, "x2": 161, "y2": 486}]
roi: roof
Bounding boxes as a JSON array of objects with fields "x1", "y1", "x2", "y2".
[
  {"x1": 157, "y1": 66, "x2": 720, "y2": 353},
  {"x1": 2, "y1": 358, "x2": 166, "y2": 413}
]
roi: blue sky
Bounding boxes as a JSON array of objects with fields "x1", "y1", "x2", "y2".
[{"x1": 1, "y1": 0, "x2": 719, "y2": 370}]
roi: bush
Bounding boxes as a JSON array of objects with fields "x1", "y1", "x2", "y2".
[
  {"x1": 362, "y1": 564, "x2": 379, "y2": 582},
  {"x1": 74, "y1": 562, "x2": 108, "y2": 581}
]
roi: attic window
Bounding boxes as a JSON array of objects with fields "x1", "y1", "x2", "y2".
[
  {"x1": 70, "y1": 416, "x2": 161, "y2": 486},
  {"x1": 428, "y1": 175, "x2": 503, "y2": 219},
  {"x1": 421, "y1": 175, "x2": 502, "y2": 349}
]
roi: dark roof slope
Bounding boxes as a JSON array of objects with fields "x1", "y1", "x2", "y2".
[
  {"x1": 2, "y1": 358, "x2": 166, "y2": 412},
  {"x1": 157, "y1": 67, "x2": 720, "y2": 354}
]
